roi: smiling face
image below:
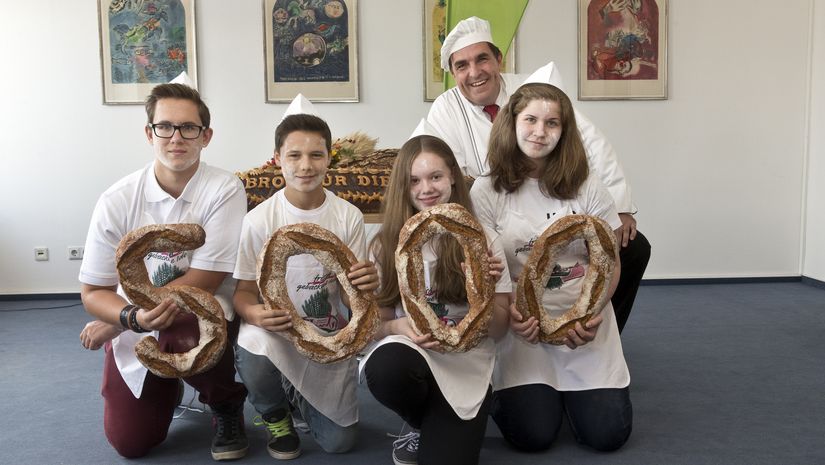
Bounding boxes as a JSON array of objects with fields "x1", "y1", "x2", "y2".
[
  {"x1": 274, "y1": 130, "x2": 330, "y2": 208},
  {"x1": 409, "y1": 151, "x2": 455, "y2": 212},
  {"x1": 515, "y1": 98, "x2": 563, "y2": 163},
  {"x1": 449, "y1": 42, "x2": 502, "y2": 106},
  {"x1": 145, "y1": 98, "x2": 212, "y2": 179}
]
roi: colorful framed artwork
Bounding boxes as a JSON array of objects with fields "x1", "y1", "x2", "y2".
[
  {"x1": 97, "y1": 0, "x2": 198, "y2": 104},
  {"x1": 423, "y1": 0, "x2": 516, "y2": 102},
  {"x1": 577, "y1": 0, "x2": 667, "y2": 100},
  {"x1": 264, "y1": 0, "x2": 359, "y2": 103}
]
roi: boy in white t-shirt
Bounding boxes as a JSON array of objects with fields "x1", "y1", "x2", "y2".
[{"x1": 232, "y1": 113, "x2": 379, "y2": 460}]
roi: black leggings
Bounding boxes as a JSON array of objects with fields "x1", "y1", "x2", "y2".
[
  {"x1": 364, "y1": 343, "x2": 492, "y2": 465},
  {"x1": 492, "y1": 383, "x2": 632, "y2": 452},
  {"x1": 613, "y1": 230, "x2": 652, "y2": 332}
]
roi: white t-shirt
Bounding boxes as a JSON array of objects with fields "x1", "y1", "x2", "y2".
[
  {"x1": 359, "y1": 227, "x2": 512, "y2": 419},
  {"x1": 426, "y1": 61, "x2": 635, "y2": 213},
  {"x1": 79, "y1": 162, "x2": 246, "y2": 397},
  {"x1": 234, "y1": 189, "x2": 366, "y2": 427},
  {"x1": 470, "y1": 174, "x2": 630, "y2": 391}
]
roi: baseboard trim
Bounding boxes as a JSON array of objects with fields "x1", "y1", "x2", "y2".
[
  {"x1": 801, "y1": 276, "x2": 825, "y2": 290},
  {"x1": 0, "y1": 293, "x2": 81, "y2": 301},
  {"x1": 641, "y1": 276, "x2": 802, "y2": 286}
]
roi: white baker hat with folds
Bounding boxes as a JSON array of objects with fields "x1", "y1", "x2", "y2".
[
  {"x1": 169, "y1": 71, "x2": 195, "y2": 87},
  {"x1": 281, "y1": 93, "x2": 320, "y2": 122},
  {"x1": 440, "y1": 16, "x2": 494, "y2": 71},
  {"x1": 521, "y1": 62, "x2": 567, "y2": 93}
]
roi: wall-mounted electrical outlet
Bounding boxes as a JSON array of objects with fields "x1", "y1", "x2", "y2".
[
  {"x1": 34, "y1": 247, "x2": 49, "y2": 261},
  {"x1": 68, "y1": 246, "x2": 84, "y2": 260}
]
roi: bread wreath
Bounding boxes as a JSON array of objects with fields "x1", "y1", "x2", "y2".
[
  {"x1": 515, "y1": 214, "x2": 618, "y2": 345},
  {"x1": 258, "y1": 223, "x2": 380, "y2": 364},
  {"x1": 116, "y1": 223, "x2": 227, "y2": 378},
  {"x1": 395, "y1": 203, "x2": 495, "y2": 352}
]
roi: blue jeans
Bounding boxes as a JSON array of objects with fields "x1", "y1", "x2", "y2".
[
  {"x1": 234, "y1": 346, "x2": 357, "y2": 453},
  {"x1": 492, "y1": 383, "x2": 632, "y2": 452}
]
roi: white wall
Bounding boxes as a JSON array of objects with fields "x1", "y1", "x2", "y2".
[
  {"x1": 0, "y1": 0, "x2": 820, "y2": 293},
  {"x1": 804, "y1": 0, "x2": 825, "y2": 281}
]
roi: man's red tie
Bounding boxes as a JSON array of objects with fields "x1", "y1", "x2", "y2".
[{"x1": 483, "y1": 104, "x2": 499, "y2": 122}]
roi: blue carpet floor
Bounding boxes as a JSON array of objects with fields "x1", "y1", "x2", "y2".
[{"x1": 1, "y1": 282, "x2": 823, "y2": 464}]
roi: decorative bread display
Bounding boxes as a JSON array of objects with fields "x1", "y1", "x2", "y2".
[
  {"x1": 515, "y1": 215, "x2": 618, "y2": 345},
  {"x1": 395, "y1": 203, "x2": 494, "y2": 352},
  {"x1": 257, "y1": 223, "x2": 380, "y2": 364},
  {"x1": 116, "y1": 223, "x2": 227, "y2": 378}
]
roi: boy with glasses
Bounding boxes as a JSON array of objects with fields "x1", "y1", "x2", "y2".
[{"x1": 78, "y1": 83, "x2": 249, "y2": 461}]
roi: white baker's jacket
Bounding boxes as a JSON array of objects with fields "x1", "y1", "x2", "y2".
[{"x1": 425, "y1": 61, "x2": 636, "y2": 213}]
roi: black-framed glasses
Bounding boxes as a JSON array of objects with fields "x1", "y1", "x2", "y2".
[{"x1": 148, "y1": 123, "x2": 206, "y2": 139}]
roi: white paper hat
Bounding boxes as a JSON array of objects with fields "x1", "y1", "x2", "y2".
[
  {"x1": 440, "y1": 16, "x2": 494, "y2": 71},
  {"x1": 169, "y1": 71, "x2": 195, "y2": 87},
  {"x1": 521, "y1": 62, "x2": 567, "y2": 93},
  {"x1": 281, "y1": 93, "x2": 320, "y2": 122},
  {"x1": 408, "y1": 118, "x2": 439, "y2": 139}
]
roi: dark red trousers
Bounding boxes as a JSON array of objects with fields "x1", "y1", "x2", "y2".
[{"x1": 101, "y1": 314, "x2": 245, "y2": 458}]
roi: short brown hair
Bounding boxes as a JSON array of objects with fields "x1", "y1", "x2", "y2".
[
  {"x1": 144, "y1": 84, "x2": 211, "y2": 127},
  {"x1": 274, "y1": 114, "x2": 332, "y2": 154}
]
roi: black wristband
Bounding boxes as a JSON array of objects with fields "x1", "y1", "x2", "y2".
[
  {"x1": 119, "y1": 305, "x2": 133, "y2": 330},
  {"x1": 128, "y1": 307, "x2": 149, "y2": 333}
]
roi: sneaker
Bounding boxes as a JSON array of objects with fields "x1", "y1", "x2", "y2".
[
  {"x1": 253, "y1": 409, "x2": 301, "y2": 460},
  {"x1": 211, "y1": 402, "x2": 249, "y2": 461},
  {"x1": 390, "y1": 428, "x2": 419, "y2": 465}
]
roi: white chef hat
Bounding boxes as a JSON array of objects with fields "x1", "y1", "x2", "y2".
[
  {"x1": 521, "y1": 62, "x2": 567, "y2": 93},
  {"x1": 169, "y1": 71, "x2": 196, "y2": 88},
  {"x1": 281, "y1": 93, "x2": 320, "y2": 122},
  {"x1": 440, "y1": 16, "x2": 494, "y2": 71}
]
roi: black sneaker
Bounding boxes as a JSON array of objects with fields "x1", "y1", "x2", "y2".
[
  {"x1": 254, "y1": 409, "x2": 301, "y2": 460},
  {"x1": 390, "y1": 427, "x2": 419, "y2": 465},
  {"x1": 211, "y1": 402, "x2": 249, "y2": 461}
]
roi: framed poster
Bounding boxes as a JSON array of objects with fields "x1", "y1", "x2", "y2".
[
  {"x1": 98, "y1": 0, "x2": 198, "y2": 104},
  {"x1": 578, "y1": 0, "x2": 667, "y2": 100},
  {"x1": 264, "y1": 0, "x2": 359, "y2": 103},
  {"x1": 423, "y1": 0, "x2": 516, "y2": 101}
]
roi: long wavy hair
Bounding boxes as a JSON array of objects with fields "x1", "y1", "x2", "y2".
[
  {"x1": 487, "y1": 83, "x2": 589, "y2": 199},
  {"x1": 372, "y1": 135, "x2": 473, "y2": 307}
]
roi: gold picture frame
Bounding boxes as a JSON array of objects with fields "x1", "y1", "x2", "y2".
[
  {"x1": 98, "y1": 0, "x2": 198, "y2": 104},
  {"x1": 577, "y1": 0, "x2": 667, "y2": 100},
  {"x1": 264, "y1": 0, "x2": 359, "y2": 103}
]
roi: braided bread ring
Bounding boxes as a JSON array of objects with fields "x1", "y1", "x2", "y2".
[
  {"x1": 116, "y1": 224, "x2": 227, "y2": 378},
  {"x1": 515, "y1": 214, "x2": 618, "y2": 345},
  {"x1": 258, "y1": 223, "x2": 380, "y2": 364},
  {"x1": 395, "y1": 203, "x2": 494, "y2": 352}
]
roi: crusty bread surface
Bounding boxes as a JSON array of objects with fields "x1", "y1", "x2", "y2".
[
  {"x1": 515, "y1": 215, "x2": 618, "y2": 345},
  {"x1": 116, "y1": 223, "x2": 227, "y2": 378},
  {"x1": 395, "y1": 203, "x2": 494, "y2": 352}
]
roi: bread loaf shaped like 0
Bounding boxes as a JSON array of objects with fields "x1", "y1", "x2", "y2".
[
  {"x1": 515, "y1": 214, "x2": 618, "y2": 345},
  {"x1": 258, "y1": 223, "x2": 380, "y2": 364},
  {"x1": 395, "y1": 203, "x2": 494, "y2": 352}
]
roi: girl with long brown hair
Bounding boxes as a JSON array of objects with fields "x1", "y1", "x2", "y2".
[
  {"x1": 360, "y1": 135, "x2": 511, "y2": 465},
  {"x1": 471, "y1": 83, "x2": 633, "y2": 453}
]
